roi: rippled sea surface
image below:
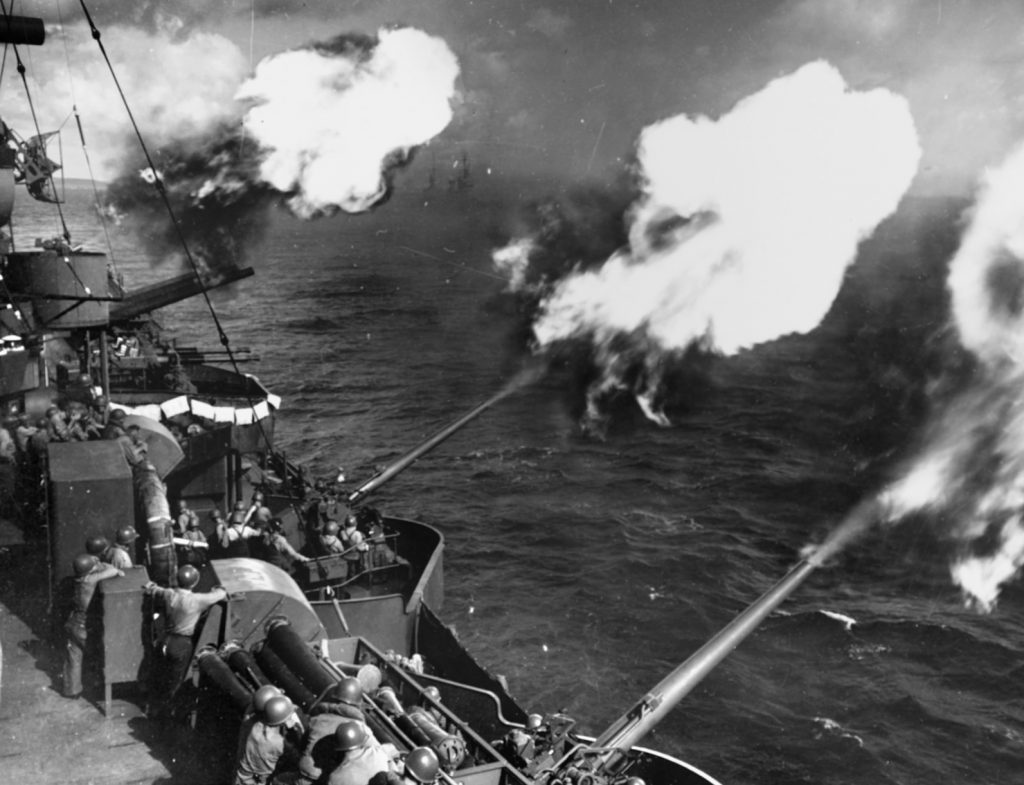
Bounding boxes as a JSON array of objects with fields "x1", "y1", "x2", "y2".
[{"x1": 30, "y1": 182, "x2": 1024, "y2": 785}]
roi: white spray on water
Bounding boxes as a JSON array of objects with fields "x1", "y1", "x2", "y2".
[
  {"x1": 237, "y1": 27, "x2": 459, "y2": 217},
  {"x1": 878, "y1": 141, "x2": 1024, "y2": 612},
  {"x1": 499, "y1": 61, "x2": 920, "y2": 424}
]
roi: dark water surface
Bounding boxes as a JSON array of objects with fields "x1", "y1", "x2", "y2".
[{"x1": 29, "y1": 184, "x2": 1024, "y2": 785}]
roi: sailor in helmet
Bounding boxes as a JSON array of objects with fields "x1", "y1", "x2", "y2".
[
  {"x1": 144, "y1": 565, "x2": 227, "y2": 717},
  {"x1": 375, "y1": 747, "x2": 441, "y2": 785},
  {"x1": 319, "y1": 520, "x2": 345, "y2": 556},
  {"x1": 341, "y1": 515, "x2": 367, "y2": 579},
  {"x1": 220, "y1": 510, "x2": 261, "y2": 558},
  {"x1": 174, "y1": 499, "x2": 199, "y2": 537},
  {"x1": 296, "y1": 677, "x2": 367, "y2": 785},
  {"x1": 234, "y1": 693, "x2": 302, "y2": 785},
  {"x1": 261, "y1": 517, "x2": 311, "y2": 573},
  {"x1": 327, "y1": 719, "x2": 400, "y2": 785},
  {"x1": 103, "y1": 526, "x2": 139, "y2": 569},
  {"x1": 63, "y1": 553, "x2": 123, "y2": 698},
  {"x1": 178, "y1": 510, "x2": 209, "y2": 567},
  {"x1": 102, "y1": 408, "x2": 128, "y2": 440}
]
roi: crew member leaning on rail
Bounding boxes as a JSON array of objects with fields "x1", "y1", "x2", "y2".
[
  {"x1": 143, "y1": 565, "x2": 227, "y2": 717},
  {"x1": 63, "y1": 554, "x2": 123, "y2": 698},
  {"x1": 261, "y1": 517, "x2": 311, "y2": 573}
]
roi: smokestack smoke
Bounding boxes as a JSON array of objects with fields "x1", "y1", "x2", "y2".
[
  {"x1": 877, "y1": 140, "x2": 1024, "y2": 612},
  {"x1": 495, "y1": 61, "x2": 920, "y2": 428}
]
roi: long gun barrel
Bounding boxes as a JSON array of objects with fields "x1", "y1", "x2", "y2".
[
  {"x1": 588, "y1": 559, "x2": 818, "y2": 775},
  {"x1": 347, "y1": 360, "x2": 546, "y2": 506},
  {"x1": 110, "y1": 267, "x2": 254, "y2": 322},
  {"x1": 347, "y1": 385, "x2": 518, "y2": 506}
]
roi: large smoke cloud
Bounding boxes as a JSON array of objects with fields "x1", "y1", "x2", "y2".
[
  {"x1": 7, "y1": 23, "x2": 248, "y2": 180},
  {"x1": 878, "y1": 141, "x2": 1024, "y2": 611},
  {"x1": 82, "y1": 23, "x2": 458, "y2": 270},
  {"x1": 749, "y1": 0, "x2": 1024, "y2": 198},
  {"x1": 495, "y1": 62, "x2": 920, "y2": 428},
  {"x1": 238, "y1": 27, "x2": 459, "y2": 217}
]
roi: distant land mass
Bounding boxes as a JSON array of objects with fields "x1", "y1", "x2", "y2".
[{"x1": 58, "y1": 176, "x2": 105, "y2": 189}]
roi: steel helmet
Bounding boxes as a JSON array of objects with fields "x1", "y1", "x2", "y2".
[
  {"x1": 72, "y1": 553, "x2": 98, "y2": 576},
  {"x1": 423, "y1": 686, "x2": 441, "y2": 703},
  {"x1": 85, "y1": 536, "x2": 109, "y2": 556},
  {"x1": 525, "y1": 713, "x2": 543, "y2": 731},
  {"x1": 115, "y1": 526, "x2": 139, "y2": 545},
  {"x1": 233, "y1": 500, "x2": 247, "y2": 511},
  {"x1": 404, "y1": 746, "x2": 440, "y2": 783},
  {"x1": 209, "y1": 508, "x2": 224, "y2": 521},
  {"x1": 326, "y1": 677, "x2": 363, "y2": 707},
  {"x1": 177, "y1": 564, "x2": 200, "y2": 589},
  {"x1": 229, "y1": 511, "x2": 245, "y2": 525},
  {"x1": 252, "y1": 684, "x2": 282, "y2": 712},
  {"x1": 335, "y1": 720, "x2": 369, "y2": 751},
  {"x1": 262, "y1": 694, "x2": 294, "y2": 726},
  {"x1": 323, "y1": 521, "x2": 340, "y2": 536}
]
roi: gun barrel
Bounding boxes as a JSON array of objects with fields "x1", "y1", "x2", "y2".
[
  {"x1": 110, "y1": 267, "x2": 254, "y2": 322},
  {"x1": 592, "y1": 559, "x2": 817, "y2": 771},
  {"x1": 347, "y1": 385, "x2": 517, "y2": 505}
]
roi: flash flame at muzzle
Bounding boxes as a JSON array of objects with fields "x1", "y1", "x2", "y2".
[
  {"x1": 499, "y1": 61, "x2": 920, "y2": 428},
  {"x1": 237, "y1": 27, "x2": 459, "y2": 218},
  {"x1": 875, "y1": 139, "x2": 1024, "y2": 612},
  {"x1": 105, "y1": 27, "x2": 459, "y2": 272}
]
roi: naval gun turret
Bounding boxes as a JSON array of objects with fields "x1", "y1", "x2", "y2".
[{"x1": 532, "y1": 560, "x2": 821, "y2": 785}]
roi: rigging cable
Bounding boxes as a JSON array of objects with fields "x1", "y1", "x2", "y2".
[
  {"x1": 0, "y1": 0, "x2": 72, "y2": 243},
  {"x1": 0, "y1": 14, "x2": 34, "y2": 330},
  {"x1": 55, "y1": 0, "x2": 120, "y2": 283},
  {"x1": 77, "y1": 0, "x2": 294, "y2": 510},
  {"x1": 0, "y1": 12, "x2": 8, "y2": 83}
]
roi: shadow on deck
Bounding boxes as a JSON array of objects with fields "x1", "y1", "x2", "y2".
[{"x1": 0, "y1": 539, "x2": 232, "y2": 785}]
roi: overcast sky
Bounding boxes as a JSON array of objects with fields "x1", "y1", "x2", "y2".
[{"x1": 7, "y1": 0, "x2": 1024, "y2": 195}]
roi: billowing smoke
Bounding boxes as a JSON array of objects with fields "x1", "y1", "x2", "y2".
[
  {"x1": 5, "y1": 24, "x2": 248, "y2": 181},
  {"x1": 878, "y1": 141, "x2": 1024, "y2": 611},
  {"x1": 495, "y1": 61, "x2": 920, "y2": 427},
  {"x1": 97, "y1": 25, "x2": 458, "y2": 270},
  {"x1": 238, "y1": 27, "x2": 459, "y2": 218}
]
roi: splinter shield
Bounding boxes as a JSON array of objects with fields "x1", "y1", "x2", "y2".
[{"x1": 200, "y1": 558, "x2": 325, "y2": 651}]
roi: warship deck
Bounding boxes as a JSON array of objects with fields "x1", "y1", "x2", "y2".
[{"x1": 0, "y1": 528, "x2": 215, "y2": 785}]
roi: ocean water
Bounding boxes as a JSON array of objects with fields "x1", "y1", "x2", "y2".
[{"x1": 22, "y1": 182, "x2": 1024, "y2": 785}]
